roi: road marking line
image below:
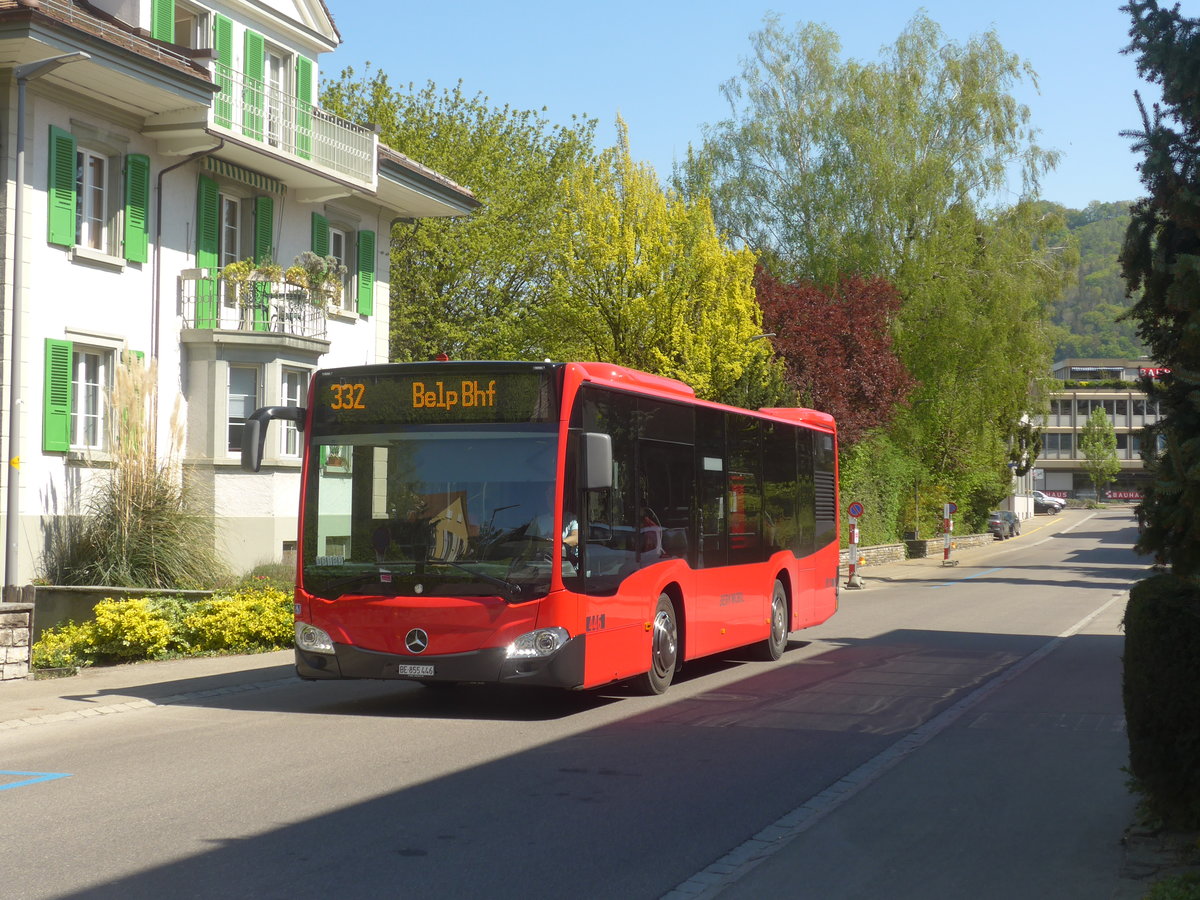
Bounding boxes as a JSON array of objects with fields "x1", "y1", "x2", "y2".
[
  {"x1": 0, "y1": 770, "x2": 71, "y2": 791},
  {"x1": 662, "y1": 590, "x2": 1128, "y2": 900}
]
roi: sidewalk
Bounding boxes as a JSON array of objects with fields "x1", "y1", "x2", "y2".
[{"x1": 0, "y1": 647, "x2": 296, "y2": 730}]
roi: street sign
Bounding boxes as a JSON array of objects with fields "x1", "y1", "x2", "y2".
[
  {"x1": 946, "y1": 502, "x2": 958, "y2": 514},
  {"x1": 847, "y1": 501, "x2": 864, "y2": 518}
]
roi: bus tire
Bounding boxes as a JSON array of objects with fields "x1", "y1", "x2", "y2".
[
  {"x1": 634, "y1": 593, "x2": 678, "y2": 695},
  {"x1": 758, "y1": 580, "x2": 788, "y2": 661}
]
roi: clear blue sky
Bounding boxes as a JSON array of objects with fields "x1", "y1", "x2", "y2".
[{"x1": 328, "y1": 1, "x2": 1160, "y2": 210}]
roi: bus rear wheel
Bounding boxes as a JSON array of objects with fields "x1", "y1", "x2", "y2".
[
  {"x1": 758, "y1": 580, "x2": 788, "y2": 661},
  {"x1": 634, "y1": 594, "x2": 678, "y2": 695}
]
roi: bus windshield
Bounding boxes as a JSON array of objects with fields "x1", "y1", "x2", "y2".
[{"x1": 302, "y1": 425, "x2": 562, "y2": 601}]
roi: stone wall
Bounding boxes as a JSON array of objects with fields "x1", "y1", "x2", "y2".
[{"x1": 0, "y1": 603, "x2": 32, "y2": 681}]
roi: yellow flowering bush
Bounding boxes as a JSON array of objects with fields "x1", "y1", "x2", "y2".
[
  {"x1": 30, "y1": 586, "x2": 294, "y2": 669},
  {"x1": 182, "y1": 586, "x2": 293, "y2": 652}
]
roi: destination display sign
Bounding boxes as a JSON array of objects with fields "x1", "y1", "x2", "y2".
[{"x1": 311, "y1": 366, "x2": 559, "y2": 432}]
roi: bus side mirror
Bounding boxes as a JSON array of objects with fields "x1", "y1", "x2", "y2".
[
  {"x1": 241, "y1": 406, "x2": 306, "y2": 472},
  {"x1": 584, "y1": 432, "x2": 612, "y2": 490}
]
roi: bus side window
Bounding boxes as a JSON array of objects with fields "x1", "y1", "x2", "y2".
[{"x1": 696, "y1": 407, "x2": 726, "y2": 568}]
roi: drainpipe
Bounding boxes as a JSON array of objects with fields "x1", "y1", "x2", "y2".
[{"x1": 151, "y1": 139, "x2": 223, "y2": 438}]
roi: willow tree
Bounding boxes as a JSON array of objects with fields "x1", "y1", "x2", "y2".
[
  {"x1": 321, "y1": 68, "x2": 596, "y2": 361},
  {"x1": 537, "y1": 119, "x2": 780, "y2": 404}
]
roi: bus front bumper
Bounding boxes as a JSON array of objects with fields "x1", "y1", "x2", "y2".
[{"x1": 295, "y1": 635, "x2": 586, "y2": 689}]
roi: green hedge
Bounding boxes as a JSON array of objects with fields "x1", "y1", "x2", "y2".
[
  {"x1": 31, "y1": 584, "x2": 294, "y2": 670},
  {"x1": 1124, "y1": 573, "x2": 1200, "y2": 828}
]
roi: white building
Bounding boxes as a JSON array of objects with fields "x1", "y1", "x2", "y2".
[{"x1": 1, "y1": 0, "x2": 479, "y2": 583}]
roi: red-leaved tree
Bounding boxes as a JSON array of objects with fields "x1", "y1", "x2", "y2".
[{"x1": 756, "y1": 268, "x2": 914, "y2": 446}]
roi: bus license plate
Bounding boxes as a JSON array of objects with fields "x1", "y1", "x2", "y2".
[{"x1": 396, "y1": 664, "x2": 434, "y2": 678}]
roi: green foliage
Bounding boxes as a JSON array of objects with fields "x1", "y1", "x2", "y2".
[
  {"x1": 1146, "y1": 872, "x2": 1200, "y2": 900},
  {"x1": 1121, "y1": 0, "x2": 1200, "y2": 579},
  {"x1": 321, "y1": 68, "x2": 597, "y2": 362},
  {"x1": 839, "y1": 436, "x2": 917, "y2": 546},
  {"x1": 30, "y1": 587, "x2": 294, "y2": 669},
  {"x1": 689, "y1": 12, "x2": 1073, "y2": 540},
  {"x1": 536, "y1": 118, "x2": 782, "y2": 403},
  {"x1": 1079, "y1": 406, "x2": 1121, "y2": 496},
  {"x1": 181, "y1": 585, "x2": 293, "y2": 653},
  {"x1": 1123, "y1": 574, "x2": 1200, "y2": 829},
  {"x1": 1048, "y1": 201, "x2": 1145, "y2": 360}
]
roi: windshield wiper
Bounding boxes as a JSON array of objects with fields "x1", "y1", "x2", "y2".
[{"x1": 426, "y1": 560, "x2": 525, "y2": 600}]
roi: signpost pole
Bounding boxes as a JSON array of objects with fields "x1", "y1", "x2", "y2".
[
  {"x1": 941, "y1": 502, "x2": 959, "y2": 567},
  {"x1": 845, "y1": 501, "x2": 865, "y2": 588}
]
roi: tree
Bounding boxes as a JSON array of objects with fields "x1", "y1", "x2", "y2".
[
  {"x1": 321, "y1": 68, "x2": 597, "y2": 361},
  {"x1": 754, "y1": 269, "x2": 914, "y2": 446},
  {"x1": 688, "y1": 13, "x2": 1074, "y2": 530},
  {"x1": 1121, "y1": 1, "x2": 1200, "y2": 574},
  {"x1": 1078, "y1": 407, "x2": 1120, "y2": 499},
  {"x1": 535, "y1": 119, "x2": 782, "y2": 404},
  {"x1": 1119, "y1": 0, "x2": 1200, "y2": 829},
  {"x1": 690, "y1": 12, "x2": 1058, "y2": 287}
]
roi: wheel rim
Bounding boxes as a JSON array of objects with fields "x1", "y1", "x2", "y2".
[
  {"x1": 650, "y1": 607, "x2": 678, "y2": 679},
  {"x1": 771, "y1": 593, "x2": 787, "y2": 646}
]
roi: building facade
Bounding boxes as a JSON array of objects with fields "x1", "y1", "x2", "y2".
[
  {"x1": 1, "y1": 0, "x2": 479, "y2": 584},
  {"x1": 1034, "y1": 358, "x2": 1165, "y2": 501}
]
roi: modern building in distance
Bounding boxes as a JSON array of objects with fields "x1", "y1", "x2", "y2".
[{"x1": 1034, "y1": 358, "x2": 1165, "y2": 501}]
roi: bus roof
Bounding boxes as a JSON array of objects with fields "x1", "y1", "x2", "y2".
[{"x1": 570, "y1": 362, "x2": 836, "y2": 434}]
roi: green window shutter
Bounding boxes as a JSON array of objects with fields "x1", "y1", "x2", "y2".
[
  {"x1": 356, "y1": 230, "x2": 376, "y2": 316},
  {"x1": 254, "y1": 195, "x2": 274, "y2": 263},
  {"x1": 252, "y1": 196, "x2": 274, "y2": 331},
  {"x1": 311, "y1": 213, "x2": 329, "y2": 257},
  {"x1": 123, "y1": 154, "x2": 150, "y2": 263},
  {"x1": 295, "y1": 56, "x2": 314, "y2": 160},
  {"x1": 195, "y1": 175, "x2": 220, "y2": 328},
  {"x1": 47, "y1": 126, "x2": 76, "y2": 247},
  {"x1": 242, "y1": 30, "x2": 265, "y2": 141},
  {"x1": 213, "y1": 15, "x2": 234, "y2": 128},
  {"x1": 150, "y1": 0, "x2": 175, "y2": 42},
  {"x1": 43, "y1": 339, "x2": 73, "y2": 452}
]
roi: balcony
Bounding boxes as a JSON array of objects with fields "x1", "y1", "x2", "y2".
[
  {"x1": 145, "y1": 69, "x2": 378, "y2": 195},
  {"x1": 179, "y1": 269, "x2": 328, "y2": 340}
]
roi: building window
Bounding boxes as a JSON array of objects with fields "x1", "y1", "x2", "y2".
[
  {"x1": 173, "y1": 3, "x2": 208, "y2": 50},
  {"x1": 75, "y1": 148, "x2": 111, "y2": 252},
  {"x1": 228, "y1": 365, "x2": 259, "y2": 454},
  {"x1": 281, "y1": 368, "x2": 306, "y2": 457},
  {"x1": 265, "y1": 47, "x2": 292, "y2": 149},
  {"x1": 71, "y1": 348, "x2": 110, "y2": 450},
  {"x1": 328, "y1": 227, "x2": 355, "y2": 311}
]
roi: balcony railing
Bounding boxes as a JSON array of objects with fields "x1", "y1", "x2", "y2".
[
  {"x1": 179, "y1": 270, "x2": 327, "y2": 340},
  {"x1": 213, "y1": 64, "x2": 377, "y2": 186}
]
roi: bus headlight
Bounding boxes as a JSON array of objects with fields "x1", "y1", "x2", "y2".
[
  {"x1": 296, "y1": 622, "x2": 335, "y2": 654},
  {"x1": 506, "y1": 627, "x2": 569, "y2": 659}
]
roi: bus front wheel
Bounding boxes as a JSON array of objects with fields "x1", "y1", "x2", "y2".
[
  {"x1": 758, "y1": 580, "x2": 789, "y2": 661},
  {"x1": 634, "y1": 593, "x2": 678, "y2": 695}
]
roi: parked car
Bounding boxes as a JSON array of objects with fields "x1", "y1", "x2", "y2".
[
  {"x1": 988, "y1": 510, "x2": 1021, "y2": 539},
  {"x1": 1032, "y1": 490, "x2": 1066, "y2": 514}
]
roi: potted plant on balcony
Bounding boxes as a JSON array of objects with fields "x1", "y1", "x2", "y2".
[
  {"x1": 286, "y1": 251, "x2": 348, "y2": 312},
  {"x1": 220, "y1": 259, "x2": 283, "y2": 328}
]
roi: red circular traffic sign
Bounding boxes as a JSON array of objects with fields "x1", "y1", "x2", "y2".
[{"x1": 848, "y1": 502, "x2": 864, "y2": 518}]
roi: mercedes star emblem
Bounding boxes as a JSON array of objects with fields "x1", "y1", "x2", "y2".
[{"x1": 405, "y1": 628, "x2": 429, "y2": 654}]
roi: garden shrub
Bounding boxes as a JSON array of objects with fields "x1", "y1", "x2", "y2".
[
  {"x1": 88, "y1": 598, "x2": 174, "y2": 661},
  {"x1": 1124, "y1": 573, "x2": 1200, "y2": 828},
  {"x1": 30, "y1": 586, "x2": 294, "y2": 669},
  {"x1": 181, "y1": 585, "x2": 294, "y2": 654}
]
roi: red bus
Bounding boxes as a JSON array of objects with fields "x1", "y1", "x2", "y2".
[{"x1": 243, "y1": 361, "x2": 840, "y2": 694}]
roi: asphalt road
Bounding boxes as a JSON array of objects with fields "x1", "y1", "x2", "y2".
[{"x1": 1, "y1": 507, "x2": 1145, "y2": 899}]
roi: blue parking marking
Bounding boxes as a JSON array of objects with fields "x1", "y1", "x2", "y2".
[
  {"x1": 932, "y1": 567, "x2": 1004, "y2": 589},
  {"x1": 0, "y1": 770, "x2": 72, "y2": 791}
]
